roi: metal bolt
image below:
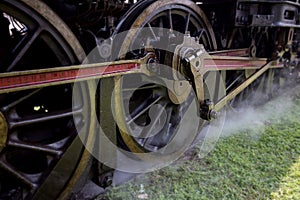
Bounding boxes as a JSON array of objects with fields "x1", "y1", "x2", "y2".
[{"x1": 209, "y1": 110, "x2": 218, "y2": 120}]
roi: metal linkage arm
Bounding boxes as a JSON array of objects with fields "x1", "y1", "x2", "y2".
[
  {"x1": 214, "y1": 60, "x2": 281, "y2": 111},
  {"x1": 184, "y1": 48, "x2": 283, "y2": 120},
  {"x1": 0, "y1": 58, "x2": 149, "y2": 94}
]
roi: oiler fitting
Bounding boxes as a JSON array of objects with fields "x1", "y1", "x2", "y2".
[{"x1": 200, "y1": 99, "x2": 218, "y2": 121}]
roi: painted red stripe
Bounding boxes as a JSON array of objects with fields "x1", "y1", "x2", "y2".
[
  {"x1": 204, "y1": 59, "x2": 266, "y2": 69},
  {"x1": 0, "y1": 63, "x2": 139, "y2": 90}
]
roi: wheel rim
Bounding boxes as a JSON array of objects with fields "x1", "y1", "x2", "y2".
[
  {"x1": 0, "y1": 0, "x2": 94, "y2": 199},
  {"x1": 113, "y1": 0, "x2": 219, "y2": 153}
]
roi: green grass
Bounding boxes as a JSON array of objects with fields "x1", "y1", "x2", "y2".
[{"x1": 104, "y1": 89, "x2": 300, "y2": 200}]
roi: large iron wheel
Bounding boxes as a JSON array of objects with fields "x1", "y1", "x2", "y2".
[
  {"x1": 0, "y1": 0, "x2": 95, "y2": 199},
  {"x1": 113, "y1": 0, "x2": 222, "y2": 154}
]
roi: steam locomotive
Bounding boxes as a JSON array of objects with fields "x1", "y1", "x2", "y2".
[{"x1": 0, "y1": 0, "x2": 299, "y2": 199}]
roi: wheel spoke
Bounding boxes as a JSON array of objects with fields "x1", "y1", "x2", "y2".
[
  {"x1": 168, "y1": 9, "x2": 173, "y2": 31},
  {"x1": 9, "y1": 109, "x2": 81, "y2": 129},
  {"x1": 137, "y1": 102, "x2": 167, "y2": 139},
  {"x1": 226, "y1": 73, "x2": 244, "y2": 91},
  {"x1": 7, "y1": 28, "x2": 42, "y2": 71},
  {"x1": 7, "y1": 140, "x2": 62, "y2": 155},
  {"x1": 122, "y1": 85, "x2": 159, "y2": 92},
  {"x1": 158, "y1": 18, "x2": 164, "y2": 36},
  {"x1": 184, "y1": 13, "x2": 191, "y2": 33},
  {"x1": 146, "y1": 23, "x2": 158, "y2": 40},
  {"x1": 1, "y1": 89, "x2": 41, "y2": 112},
  {"x1": 196, "y1": 28, "x2": 205, "y2": 39},
  {"x1": 142, "y1": 106, "x2": 173, "y2": 148},
  {"x1": 127, "y1": 96, "x2": 163, "y2": 124},
  {"x1": 0, "y1": 158, "x2": 37, "y2": 189}
]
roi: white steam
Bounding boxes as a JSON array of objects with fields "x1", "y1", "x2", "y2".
[{"x1": 221, "y1": 85, "x2": 299, "y2": 137}]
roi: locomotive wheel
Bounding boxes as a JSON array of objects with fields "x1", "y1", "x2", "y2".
[
  {"x1": 0, "y1": 0, "x2": 95, "y2": 199},
  {"x1": 228, "y1": 69, "x2": 280, "y2": 111},
  {"x1": 113, "y1": 0, "x2": 221, "y2": 153}
]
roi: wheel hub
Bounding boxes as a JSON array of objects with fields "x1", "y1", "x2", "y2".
[{"x1": 0, "y1": 112, "x2": 7, "y2": 152}]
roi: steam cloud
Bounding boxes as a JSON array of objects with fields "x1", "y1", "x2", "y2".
[{"x1": 221, "y1": 84, "x2": 300, "y2": 138}]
